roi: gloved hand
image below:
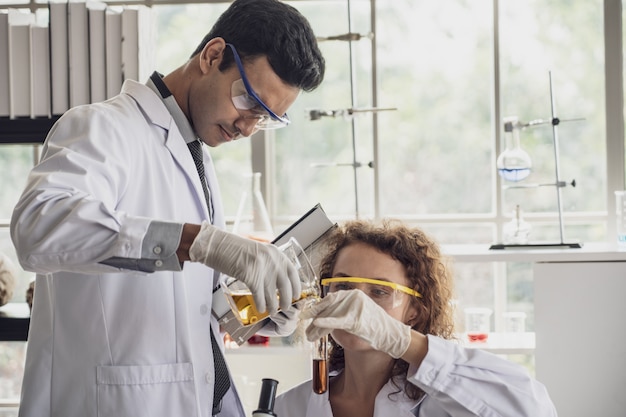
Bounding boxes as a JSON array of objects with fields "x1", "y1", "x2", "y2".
[
  {"x1": 256, "y1": 305, "x2": 300, "y2": 337},
  {"x1": 300, "y1": 290, "x2": 412, "y2": 358},
  {"x1": 189, "y1": 222, "x2": 301, "y2": 314}
]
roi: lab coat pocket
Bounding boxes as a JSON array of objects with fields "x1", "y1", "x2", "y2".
[{"x1": 96, "y1": 362, "x2": 198, "y2": 417}]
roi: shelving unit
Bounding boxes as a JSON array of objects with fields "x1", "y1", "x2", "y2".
[
  {"x1": 0, "y1": 116, "x2": 59, "y2": 144},
  {"x1": 0, "y1": 302, "x2": 29, "y2": 341}
]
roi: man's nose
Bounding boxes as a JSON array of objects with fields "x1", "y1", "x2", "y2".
[{"x1": 235, "y1": 117, "x2": 261, "y2": 138}]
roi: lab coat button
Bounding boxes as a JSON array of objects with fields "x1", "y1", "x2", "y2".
[
  {"x1": 200, "y1": 304, "x2": 209, "y2": 315},
  {"x1": 155, "y1": 260, "x2": 163, "y2": 268},
  {"x1": 153, "y1": 246, "x2": 162, "y2": 254},
  {"x1": 205, "y1": 372, "x2": 213, "y2": 384}
]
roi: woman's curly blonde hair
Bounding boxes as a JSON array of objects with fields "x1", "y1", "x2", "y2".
[{"x1": 317, "y1": 218, "x2": 456, "y2": 400}]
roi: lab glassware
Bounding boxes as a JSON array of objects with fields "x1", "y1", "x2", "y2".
[
  {"x1": 496, "y1": 117, "x2": 532, "y2": 182},
  {"x1": 502, "y1": 205, "x2": 531, "y2": 244},
  {"x1": 312, "y1": 335, "x2": 329, "y2": 394},
  {"x1": 464, "y1": 307, "x2": 492, "y2": 343},
  {"x1": 214, "y1": 237, "x2": 320, "y2": 345}
]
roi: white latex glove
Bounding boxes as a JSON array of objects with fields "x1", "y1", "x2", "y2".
[
  {"x1": 256, "y1": 305, "x2": 300, "y2": 337},
  {"x1": 189, "y1": 222, "x2": 301, "y2": 313},
  {"x1": 300, "y1": 290, "x2": 412, "y2": 358}
]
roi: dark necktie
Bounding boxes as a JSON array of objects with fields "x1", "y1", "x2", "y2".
[
  {"x1": 186, "y1": 139, "x2": 230, "y2": 414},
  {"x1": 187, "y1": 139, "x2": 214, "y2": 221}
]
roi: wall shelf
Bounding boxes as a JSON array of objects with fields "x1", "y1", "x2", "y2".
[
  {"x1": 0, "y1": 116, "x2": 59, "y2": 144},
  {"x1": 460, "y1": 332, "x2": 535, "y2": 355},
  {"x1": 442, "y1": 241, "x2": 626, "y2": 263},
  {"x1": 0, "y1": 302, "x2": 30, "y2": 341}
]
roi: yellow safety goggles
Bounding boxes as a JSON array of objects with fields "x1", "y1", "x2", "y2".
[{"x1": 321, "y1": 277, "x2": 422, "y2": 310}]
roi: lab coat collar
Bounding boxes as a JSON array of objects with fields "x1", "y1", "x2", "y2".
[
  {"x1": 146, "y1": 72, "x2": 198, "y2": 145},
  {"x1": 375, "y1": 376, "x2": 424, "y2": 416},
  {"x1": 121, "y1": 77, "x2": 219, "y2": 224},
  {"x1": 121, "y1": 79, "x2": 172, "y2": 132},
  {"x1": 325, "y1": 370, "x2": 424, "y2": 417}
]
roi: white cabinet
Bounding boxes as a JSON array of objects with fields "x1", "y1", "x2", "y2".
[
  {"x1": 444, "y1": 242, "x2": 626, "y2": 417},
  {"x1": 535, "y1": 261, "x2": 626, "y2": 417}
]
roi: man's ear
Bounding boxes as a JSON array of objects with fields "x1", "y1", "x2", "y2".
[{"x1": 199, "y1": 38, "x2": 226, "y2": 73}]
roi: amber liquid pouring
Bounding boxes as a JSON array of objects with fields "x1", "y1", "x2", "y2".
[{"x1": 230, "y1": 291, "x2": 318, "y2": 325}]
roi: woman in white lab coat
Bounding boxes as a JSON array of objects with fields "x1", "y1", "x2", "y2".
[
  {"x1": 9, "y1": 1, "x2": 324, "y2": 416},
  {"x1": 274, "y1": 219, "x2": 557, "y2": 417}
]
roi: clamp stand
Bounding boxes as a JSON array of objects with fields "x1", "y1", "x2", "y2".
[{"x1": 491, "y1": 72, "x2": 583, "y2": 250}]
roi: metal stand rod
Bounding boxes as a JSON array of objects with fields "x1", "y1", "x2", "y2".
[
  {"x1": 548, "y1": 71, "x2": 567, "y2": 244},
  {"x1": 346, "y1": 0, "x2": 360, "y2": 218}
]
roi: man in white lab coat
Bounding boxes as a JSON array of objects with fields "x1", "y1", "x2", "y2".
[{"x1": 9, "y1": 1, "x2": 325, "y2": 416}]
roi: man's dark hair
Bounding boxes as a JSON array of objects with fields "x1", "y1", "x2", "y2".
[{"x1": 190, "y1": 0, "x2": 325, "y2": 92}]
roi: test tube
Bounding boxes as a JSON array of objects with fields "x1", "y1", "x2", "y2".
[{"x1": 312, "y1": 335, "x2": 328, "y2": 394}]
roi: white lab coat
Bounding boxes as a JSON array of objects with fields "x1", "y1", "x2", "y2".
[
  {"x1": 10, "y1": 80, "x2": 245, "y2": 417},
  {"x1": 274, "y1": 335, "x2": 558, "y2": 417}
]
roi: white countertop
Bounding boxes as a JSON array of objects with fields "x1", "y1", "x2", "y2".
[{"x1": 442, "y1": 241, "x2": 626, "y2": 263}]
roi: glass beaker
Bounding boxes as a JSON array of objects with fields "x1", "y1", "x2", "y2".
[
  {"x1": 220, "y1": 237, "x2": 320, "y2": 326},
  {"x1": 464, "y1": 307, "x2": 492, "y2": 343},
  {"x1": 503, "y1": 311, "x2": 527, "y2": 345}
]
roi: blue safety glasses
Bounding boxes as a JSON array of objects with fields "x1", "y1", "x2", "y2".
[{"x1": 226, "y1": 43, "x2": 290, "y2": 130}]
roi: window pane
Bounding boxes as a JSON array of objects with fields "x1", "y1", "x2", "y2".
[
  {"x1": 376, "y1": 0, "x2": 494, "y2": 216},
  {"x1": 273, "y1": 1, "x2": 374, "y2": 219},
  {"x1": 0, "y1": 146, "x2": 34, "y2": 218},
  {"x1": 0, "y1": 146, "x2": 36, "y2": 304},
  {"x1": 499, "y1": 0, "x2": 606, "y2": 218},
  {"x1": 0, "y1": 342, "x2": 26, "y2": 404}
]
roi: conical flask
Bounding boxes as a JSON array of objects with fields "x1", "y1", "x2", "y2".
[
  {"x1": 232, "y1": 172, "x2": 274, "y2": 241},
  {"x1": 503, "y1": 205, "x2": 532, "y2": 244}
]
